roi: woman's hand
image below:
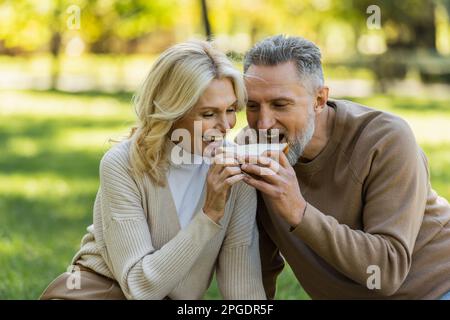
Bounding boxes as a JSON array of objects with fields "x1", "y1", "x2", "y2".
[{"x1": 203, "y1": 154, "x2": 245, "y2": 223}]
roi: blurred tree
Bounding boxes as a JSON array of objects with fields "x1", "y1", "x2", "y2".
[
  {"x1": 200, "y1": 0, "x2": 212, "y2": 40},
  {"x1": 342, "y1": 0, "x2": 438, "y2": 50},
  {"x1": 317, "y1": 0, "x2": 450, "y2": 89},
  {"x1": 81, "y1": 0, "x2": 178, "y2": 54},
  {"x1": 49, "y1": 0, "x2": 65, "y2": 89}
]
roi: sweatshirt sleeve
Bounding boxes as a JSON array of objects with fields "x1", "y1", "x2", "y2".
[
  {"x1": 215, "y1": 183, "x2": 266, "y2": 299},
  {"x1": 98, "y1": 148, "x2": 222, "y2": 300},
  {"x1": 290, "y1": 118, "x2": 428, "y2": 296}
]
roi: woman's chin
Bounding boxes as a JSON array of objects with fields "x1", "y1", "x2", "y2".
[{"x1": 201, "y1": 140, "x2": 223, "y2": 158}]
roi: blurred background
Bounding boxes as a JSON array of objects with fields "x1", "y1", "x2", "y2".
[{"x1": 0, "y1": 0, "x2": 449, "y2": 300}]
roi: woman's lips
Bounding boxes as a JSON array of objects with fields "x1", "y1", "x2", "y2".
[{"x1": 202, "y1": 135, "x2": 224, "y2": 143}]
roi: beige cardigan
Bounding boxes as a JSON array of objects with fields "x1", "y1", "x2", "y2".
[{"x1": 71, "y1": 139, "x2": 266, "y2": 300}]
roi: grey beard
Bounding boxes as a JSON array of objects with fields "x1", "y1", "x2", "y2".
[{"x1": 286, "y1": 110, "x2": 315, "y2": 166}]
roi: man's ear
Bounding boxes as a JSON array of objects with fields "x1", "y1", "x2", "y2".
[{"x1": 314, "y1": 86, "x2": 329, "y2": 113}]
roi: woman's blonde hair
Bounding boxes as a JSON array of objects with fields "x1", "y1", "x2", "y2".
[{"x1": 128, "y1": 39, "x2": 246, "y2": 186}]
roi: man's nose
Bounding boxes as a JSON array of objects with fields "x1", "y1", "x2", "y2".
[{"x1": 257, "y1": 107, "x2": 276, "y2": 130}]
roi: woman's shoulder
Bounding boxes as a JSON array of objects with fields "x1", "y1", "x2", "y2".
[{"x1": 100, "y1": 139, "x2": 133, "y2": 173}]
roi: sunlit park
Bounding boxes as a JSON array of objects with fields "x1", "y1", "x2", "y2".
[{"x1": 0, "y1": 0, "x2": 450, "y2": 300}]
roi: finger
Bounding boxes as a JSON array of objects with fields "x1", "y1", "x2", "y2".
[
  {"x1": 209, "y1": 157, "x2": 240, "y2": 177},
  {"x1": 240, "y1": 163, "x2": 281, "y2": 184},
  {"x1": 208, "y1": 161, "x2": 223, "y2": 176},
  {"x1": 216, "y1": 149, "x2": 246, "y2": 165},
  {"x1": 242, "y1": 175, "x2": 280, "y2": 197},
  {"x1": 224, "y1": 173, "x2": 245, "y2": 187},
  {"x1": 219, "y1": 165, "x2": 242, "y2": 179},
  {"x1": 213, "y1": 156, "x2": 239, "y2": 166},
  {"x1": 263, "y1": 150, "x2": 290, "y2": 168},
  {"x1": 214, "y1": 152, "x2": 240, "y2": 163},
  {"x1": 243, "y1": 155, "x2": 281, "y2": 174}
]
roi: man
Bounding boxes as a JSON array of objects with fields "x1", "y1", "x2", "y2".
[{"x1": 239, "y1": 34, "x2": 450, "y2": 299}]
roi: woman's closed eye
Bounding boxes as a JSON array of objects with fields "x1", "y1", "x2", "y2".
[
  {"x1": 202, "y1": 112, "x2": 214, "y2": 118},
  {"x1": 202, "y1": 107, "x2": 236, "y2": 118}
]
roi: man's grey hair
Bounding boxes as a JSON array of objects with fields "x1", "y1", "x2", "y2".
[{"x1": 244, "y1": 34, "x2": 324, "y2": 91}]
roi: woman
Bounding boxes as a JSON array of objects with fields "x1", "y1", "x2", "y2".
[{"x1": 40, "y1": 40, "x2": 266, "y2": 300}]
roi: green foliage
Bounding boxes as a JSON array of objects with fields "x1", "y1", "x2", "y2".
[
  {"x1": 0, "y1": 0, "x2": 180, "y2": 53},
  {"x1": 2, "y1": 0, "x2": 449, "y2": 56}
]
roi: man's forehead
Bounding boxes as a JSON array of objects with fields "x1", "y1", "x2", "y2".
[
  {"x1": 245, "y1": 82, "x2": 298, "y2": 100},
  {"x1": 245, "y1": 77, "x2": 300, "y2": 90},
  {"x1": 244, "y1": 64, "x2": 307, "y2": 99},
  {"x1": 245, "y1": 62, "x2": 300, "y2": 86}
]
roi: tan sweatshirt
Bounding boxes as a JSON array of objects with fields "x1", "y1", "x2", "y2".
[{"x1": 258, "y1": 99, "x2": 450, "y2": 299}]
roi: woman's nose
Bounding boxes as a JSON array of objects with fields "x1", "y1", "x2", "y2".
[{"x1": 216, "y1": 115, "x2": 231, "y2": 132}]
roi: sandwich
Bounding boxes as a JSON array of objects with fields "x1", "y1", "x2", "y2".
[{"x1": 220, "y1": 142, "x2": 289, "y2": 157}]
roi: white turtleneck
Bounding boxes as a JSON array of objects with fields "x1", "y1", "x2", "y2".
[{"x1": 167, "y1": 143, "x2": 210, "y2": 229}]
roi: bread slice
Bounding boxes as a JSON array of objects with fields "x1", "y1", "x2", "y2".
[{"x1": 220, "y1": 143, "x2": 289, "y2": 157}]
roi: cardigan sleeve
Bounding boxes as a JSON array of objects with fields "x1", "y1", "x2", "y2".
[
  {"x1": 98, "y1": 147, "x2": 222, "y2": 299},
  {"x1": 215, "y1": 182, "x2": 266, "y2": 299}
]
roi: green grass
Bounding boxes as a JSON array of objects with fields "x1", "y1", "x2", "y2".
[{"x1": 0, "y1": 89, "x2": 449, "y2": 299}]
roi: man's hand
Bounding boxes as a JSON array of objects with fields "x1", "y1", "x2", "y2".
[{"x1": 240, "y1": 150, "x2": 307, "y2": 228}]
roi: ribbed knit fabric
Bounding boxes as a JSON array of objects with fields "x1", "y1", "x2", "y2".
[{"x1": 71, "y1": 139, "x2": 266, "y2": 300}]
